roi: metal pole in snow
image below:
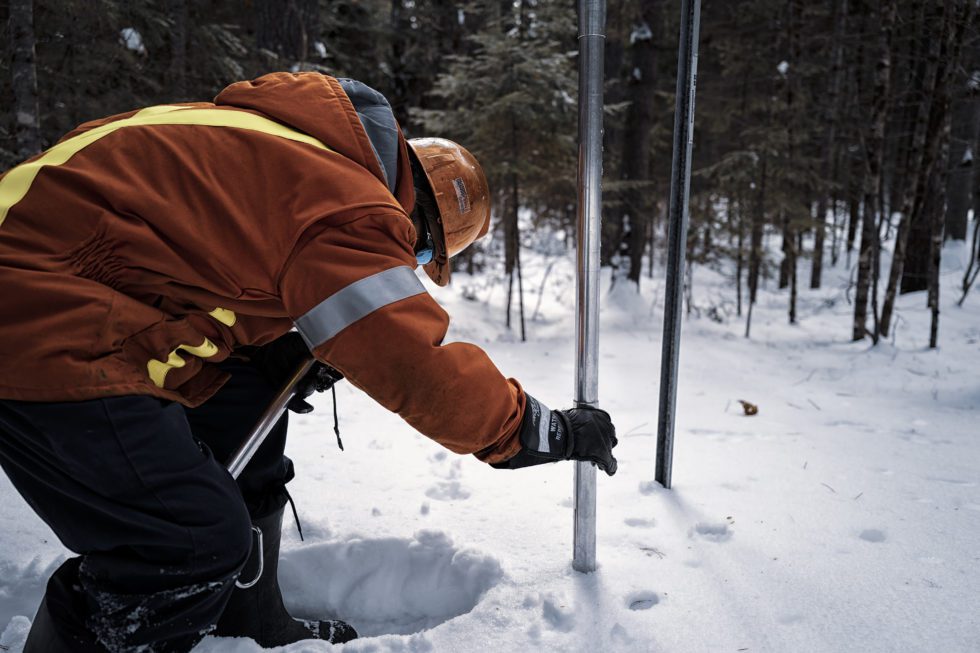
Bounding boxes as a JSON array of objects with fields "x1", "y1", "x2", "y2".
[
  {"x1": 655, "y1": 0, "x2": 702, "y2": 489},
  {"x1": 573, "y1": 0, "x2": 606, "y2": 574}
]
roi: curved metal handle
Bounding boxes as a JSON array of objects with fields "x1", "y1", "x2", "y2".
[{"x1": 235, "y1": 525, "x2": 265, "y2": 589}]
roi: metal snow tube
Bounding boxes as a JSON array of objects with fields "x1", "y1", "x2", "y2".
[
  {"x1": 573, "y1": 0, "x2": 606, "y2": 574},
  {"x1": 655, "y1": 0, "x2": 702, "y2": 489},
  {"x1": 227, "y1": 358, "x2": 315, "y2": 480}
]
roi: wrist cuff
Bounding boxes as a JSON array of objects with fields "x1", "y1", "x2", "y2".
[{"x1": 490, "y1": 395, "x2": 569, "y2": 469}]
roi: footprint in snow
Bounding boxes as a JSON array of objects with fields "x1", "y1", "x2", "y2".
[
  {"x1": 542, "y1": 598, "x2": 575, "y2": 633},
  {"x1": 434, "y1": 459, "x2": 463, "y2": 480},
  {"x1": 425, "y1": 481, "x2": 471, "y2": 501},
  {"x1": 689, "y1": 522, "x2": 733, "y2": 542},
  {"x1": 627, "y1": 592, "x2": 660, "y2": 611},
  {"x1": 859, "y1": 528, "x2": 886, "y2": 543},
  {"x1": 610, "y1": 622, "x2": 633, "y2": 644},
  {"x1": 624, "y1": 517, "x2": 656, "y2": 529}
]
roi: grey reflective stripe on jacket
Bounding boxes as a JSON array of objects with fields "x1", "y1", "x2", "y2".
[
  {"x1": 294, "y1": 266, "x2": 427, "y2": 349},
  {"x1": 338, "y1": 78, "x2": 400, "y2": 194}
]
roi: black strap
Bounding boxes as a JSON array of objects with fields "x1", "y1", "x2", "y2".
[
  {"x1": 284, "y1": 488, "x2": 305, "y2": 542},
  {"x1": 331, "y1": 384, "x2": 343, "y2": 451}
]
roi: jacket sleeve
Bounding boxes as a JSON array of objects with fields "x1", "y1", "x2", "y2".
[{"x1": 278, "y1": 211, "x2": 525, "y2": 464}]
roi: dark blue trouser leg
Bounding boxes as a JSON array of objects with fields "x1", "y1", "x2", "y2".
[
  {"x1": 0, "y1": 395, "x2": 254, "y2": 651},
  {"x1": 184, "y1": 358, "x2": 294, "y2": 519}
]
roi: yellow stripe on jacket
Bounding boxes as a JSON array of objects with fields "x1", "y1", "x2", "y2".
[
  {"x1": 146, "y1": 338, "x2": 220, "y2": 388},
  {"x1": 0, "y1": 105, "x2": 334, "y2": 227}
]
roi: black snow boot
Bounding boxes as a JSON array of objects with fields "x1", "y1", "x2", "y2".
[
  {"x1": 213, "y1": 506, "x2": 358, "y2": 647},
  {"x1": 24, "y1": 559, "x2": 101, "y2": 653}
]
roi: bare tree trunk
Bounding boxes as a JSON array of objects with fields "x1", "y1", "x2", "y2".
[
  {"x1": 506, "y1": 267, "x2": 514, "y2": 329},
  {"x1": 928, "y1": 1, "x2": 974, "y2": 343},
  {"x1": 256, "y1": 0, "x2": 317, "y2": 62},
  {"x1": 879, "y1": 5, "x2": 941, "y2": 333},
  {"x1": 886, "y1": 2, "x2": 927, "y2": 224},
  {"x1": 963, "y1": 118, "x2": 980, "y2": 304},
  {"x1": 746, "y1": 157, "x2": 766, "y2": 338},
  {"x1": 647, "y1": 196, "x2": 659, "y2": 279},
  {"x1": 882, "y1": 0, "x2": 969, "y2": 334},
  {"x1": 785, "y1": 0, "x2": 801, "y2": 323},
  {"x1": 600, "y1": 0, "x2": 629, "y2": 267},
  {"x1": 928, "y1": 129, "x2": 950, "y2": 347},
  {"x1": 684, "y1": 242, "x2": 695, "y2": 317},
  {"x1": 830, "y1": 193, "x2": 841, "y2": 266},
  {"x1": 961, "y1": 143, "x2": 980, "y2": 303},
  {"x1": 504, "y1": 170, "x2": 520, "y2": 329},
  {"x1": 735, "y1": 197, "x2": 744, "y2": 317},
  {"x1": 811, "y1": 189, "x2": 829, "y2": 288},
  {"x1": 853, "y1": 205, "x2": 878, "y2": 341},
  {"x1": 504, "y1": 92, "x2": 521, "y2": 329},
  {"x1": 789, "y1": 227, "x2": 798, "y2": 324},
  {"x1": 10, "y1": 0, "x2": 42, "y2": 160},
  {"x1": 945, "y1": 58, "x2": 979, "y2": 241},
  {"x1": 516, "y1": 242, "x2": 526, "y2": 342},
  {"x1": 853, "y1": 0, "x2": 895, "y2": 342},
  {"x1": 845, "y1": 162, "x2": 862, "y2": 269},
  {"x1": 830, "y1": 150, "x2": 843, "y2": 266},
  {"x1": 625, "y1": 0, "x2": 660, "y2": 285},
  {"x1": 702, "y1": 198, "x2": 713, "y2": 259},
  {"x1": 811, "y1": 0, "x2": 848, "y2": 289},
  {"x1": 901, "y1": 1, "x2": 971, "y2": 294},
  {"x1": 779, "y1": 209, "x2": 791, "y2": 290}
]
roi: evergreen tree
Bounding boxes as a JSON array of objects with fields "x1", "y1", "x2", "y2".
[{"x1": 416, "y1": 0, "x2": 577, "y2": 339}]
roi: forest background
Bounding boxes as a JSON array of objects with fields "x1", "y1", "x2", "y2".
[{"x1": 3, "y1": 0, "x2": 978, "y2": 346}]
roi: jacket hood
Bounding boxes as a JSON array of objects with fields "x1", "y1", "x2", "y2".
[{"x1": 214, "y1": 72, "x2": 415, "y2": 213}]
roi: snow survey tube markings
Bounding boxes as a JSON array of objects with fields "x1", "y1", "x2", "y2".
[{"x1": 277, "y1": 529, "x2": 503, "y2": 637}]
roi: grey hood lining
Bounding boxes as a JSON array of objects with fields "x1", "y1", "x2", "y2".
[{"x1": 338, "y1": 78, "x2": 400, "y2": 195}]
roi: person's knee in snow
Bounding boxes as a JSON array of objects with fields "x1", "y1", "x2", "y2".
[{"x1": 189, "y1": 482, "x2": 255, "y2": 585}]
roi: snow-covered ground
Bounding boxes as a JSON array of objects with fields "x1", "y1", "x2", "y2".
[{"x1": 2, "y1": 233, "x2": 978, "y2": 653}]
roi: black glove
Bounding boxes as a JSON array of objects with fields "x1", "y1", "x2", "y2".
[
  {"x1": 288, "y1": 362, "x2": 345, "y2": 414},
  {"x1": 244, "y1": 332, "x2": 344, "y2": 414},
  {"x1": 492, "y1": 395, "x2": 618, "y2": 476}
]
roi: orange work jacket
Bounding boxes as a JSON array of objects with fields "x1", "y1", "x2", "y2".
[{"x1": 0, "y1": 72, "x2": 524, "y2": 464}]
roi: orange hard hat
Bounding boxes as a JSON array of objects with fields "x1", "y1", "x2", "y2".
[{"x1": 407, "y1": 138, "x2": 491, "y2": 286}]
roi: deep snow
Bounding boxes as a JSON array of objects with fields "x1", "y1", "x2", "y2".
[{"x1": 1, "y1": 232, "x2": 978, "y2": 653}]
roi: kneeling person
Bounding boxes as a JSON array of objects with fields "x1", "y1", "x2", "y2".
[{"x1": 0, "y1": 72, "x2": 617, "y2": 652}]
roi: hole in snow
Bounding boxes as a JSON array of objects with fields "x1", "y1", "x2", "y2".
[
  {"x1": 278, "y1": 530, "x2": 503, "y2": 637},
  {"x1": 859, "y1": 529, "x2": 887, "y2": 543},
  {"x1": 628, "y1": 593, "x2": 660, "y2": 611},
  {"x1": 690, "y1": 522, "x2": 733, "y2": 542},
  {"x1": 542, "y1": 598, "x2": 575, "y2": 632}
]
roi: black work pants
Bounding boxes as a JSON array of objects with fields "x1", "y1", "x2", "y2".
[{"x1": 0, "y1": 359, "x2": 293, "y2": 652}]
